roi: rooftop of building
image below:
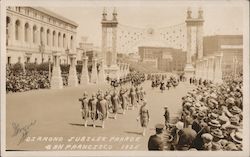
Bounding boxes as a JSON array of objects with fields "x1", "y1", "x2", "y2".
[{"x1": 32, "y1": 7, "x2": 78, "y2": 27}]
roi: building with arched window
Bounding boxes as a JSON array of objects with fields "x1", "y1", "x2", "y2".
[{"x1": 6, "y1": 7, "x2": 78, "y2": 64}]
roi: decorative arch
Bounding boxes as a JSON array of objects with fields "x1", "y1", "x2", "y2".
[{"x1": 24, "y1": 22, "x2": 29, "y2": 42}]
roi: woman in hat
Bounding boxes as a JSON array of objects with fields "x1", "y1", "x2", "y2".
[
  {"x1": 137, "y1": 100, "x2": 150, "y2": 136},
  {"x1": 79, "y1": 92, "x2": 89, "y2": 127}
]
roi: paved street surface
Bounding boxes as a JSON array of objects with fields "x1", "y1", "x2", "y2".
[{"x1": 6, "y1": 81, "x2": 195, "y2": 151}]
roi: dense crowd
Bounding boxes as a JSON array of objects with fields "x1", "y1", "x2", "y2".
[
  {"x1": 6, "y1": 68, "x2": 50, "y2": 93},
  {"x1": 164, "y1": 74, "x2": 243, "y2": 151}
]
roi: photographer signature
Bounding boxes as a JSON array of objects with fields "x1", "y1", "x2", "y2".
[{"x1": 12, "y1": 120, "x2": 37, "y2": 145}]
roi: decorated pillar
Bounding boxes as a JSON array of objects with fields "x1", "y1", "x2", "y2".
[
  {"x1": 196, "y1": 8, "x2": 204, "y2": 59},
  {"x1": 91, "y1": 57, "x2": 98, "y2": 84},
  {"x1": 68, "y1": 53, "x2": 78, "y2": 87},
  {"x1": 184, "y1": 8, "x2": 195, "y2": 78},
  {"x1": 80, "y1": 53, "x2": 89, "y2": 85},
  {"x1": 98, "y1": 59, "x2": 106, "y2": 84},
  {"x1": 51, "y1": 52, "x2": 63, "y2": 89}
]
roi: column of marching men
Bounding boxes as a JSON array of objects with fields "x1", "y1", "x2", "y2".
[{"x1": 78, "y1": 71, "x2": 148, "y2": 132}]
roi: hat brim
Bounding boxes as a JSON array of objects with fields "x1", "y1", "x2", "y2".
[
  {"x1": 211, "y1": 132, "x2": 224, "y2": 138},
  {"x1": 230, "y1": 132, "x2": 242, "y2": 144},
  {"x1": 208, "y1": 122, "x2": 221, "y2": 127}
]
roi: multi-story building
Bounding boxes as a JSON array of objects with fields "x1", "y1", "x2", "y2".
[
  {"x1": 203, "y1": 35, "x2": 243, "y2": 75},
  {"x1": 138, "y1": 46, "x2": 186, "y2": 72},
  {"x1": 6, "y1": 7, "x2": 78, "y2": 65}
]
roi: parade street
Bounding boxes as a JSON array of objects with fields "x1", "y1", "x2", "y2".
[{"x1": 6, "y1": 80, "x2": 195, "y2": 151}]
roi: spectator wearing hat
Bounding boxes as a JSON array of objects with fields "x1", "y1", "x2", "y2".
[
  {"x1": 137, "y1": 100, "x2": 150, "y2": 136},
  {"x1": 148, "y1": 123, "x2": 164, "y2": 151},
  {"x1": 176, "y1": 117, "x2": 197, "y2": 150},
  {"x1": 201, "y1": 133, "x2": 213, "y2": 150},
  {"x1": 79, "y1": 92, "x2": 89, "y2": 127},
  {"x1": 163, "y1": 106, "x2": 170, "y2": 129},
  {"x1": 211, "y1": 128, "x2": 224, "y2": 151}
]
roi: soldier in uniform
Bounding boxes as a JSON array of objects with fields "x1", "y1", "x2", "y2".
[
  {"x1": 104, "y1": 90, "x2": 112, "y2": 116},
  {"x1": 137, "y1": 100, "x2": 150, "y2": 136},
  {"x1": 148, "y1": 123, "x2": 164, "y2": 151},
  {"x1": 79, "y1": 92, "x2": 89, "y2": 127},
  {"x1": 88, "y1": 93, "x2": 98, "y2": 127},
  {"x1": 97, "y1": 93, "x2": 108, "y2": 128},
  {"x1": 129, "y1": 86, "x2": 137, "y2": 110},
  {"x1": 111, "y1": 90, "x2": 120, "y2": 119},
  {"x1": 120, "y1": 87, "x2": 128, "y2": 114}
]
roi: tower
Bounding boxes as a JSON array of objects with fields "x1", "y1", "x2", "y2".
[
  {"x1": 184, "y1": 7, "x2": 204, "y2": 78},
  {"x1": 101, "y1": 7, "x2": 120, "y2": 79}
]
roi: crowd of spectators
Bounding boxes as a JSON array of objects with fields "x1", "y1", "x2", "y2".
[
  {"x1": 6, "y1": 67, "x2": 50, "y2": 93},
  {"x1": 167, "y1": 74, "x2": 243, "y2": 151}
]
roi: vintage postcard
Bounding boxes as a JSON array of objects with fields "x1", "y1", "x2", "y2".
[{"x1": 1, "y1": 0, "x2": 249, "y2": 157}]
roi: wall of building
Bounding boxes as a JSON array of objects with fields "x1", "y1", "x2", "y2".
[
  {"x1": 203, "y1": 35, "x2": 243, "y2": 75},
  {"x1": 6, "y1": 7, "x2": 78, "y2": 65}
]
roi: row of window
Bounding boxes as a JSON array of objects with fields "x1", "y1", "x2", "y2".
[
  {"x1": 12, "y1": 7, "x2": 75, "y2": 30},
  {"x1": 7, "y1": 56, "x2": 71, "y2": 65},
  {"x1": 6, "y1": 17, "x2": 74, "y2": 48}
]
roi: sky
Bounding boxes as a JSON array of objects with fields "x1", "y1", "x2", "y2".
[{"x1": 46, "y1": 4, "x2": 243, "y2": 48}]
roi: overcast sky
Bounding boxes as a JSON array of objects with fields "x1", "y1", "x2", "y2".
[{"x1": 46, "y1": 5, "x2": 243, "y2": 48}]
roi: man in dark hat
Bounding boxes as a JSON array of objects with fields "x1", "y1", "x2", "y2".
[{"x1": 148, "y1": 123, "x2": 164, "y2": 151}]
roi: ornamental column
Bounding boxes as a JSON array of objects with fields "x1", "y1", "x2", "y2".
[
  {"x1": 80, "y1": 52, "x2": 89, "y2": 85},
  {"x1": 91, "y1": 56, "x2": 98, "y2": 84},
  {"x1": 196, "y1": 8, "x2": 204, "y2": 59},
  {"x1": 184, "y1": 8, "x2": 195, "y2": 78},
  {"x1": 112, "y1": 26, "x2": 117, "y2": 66},
  {"x1": 102, "y1": 27, "x2": 107, "y2": 66},
  {"x1": 68, "y1": 53, "x2": 78, "y2": 87},
  {"x1": 51, "y1": 52, "x2": 63, "y2": 89}
]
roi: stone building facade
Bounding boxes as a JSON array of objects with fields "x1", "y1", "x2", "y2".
[{"x1": 6, "y1": 7, "x2": 78, "y2": 65}]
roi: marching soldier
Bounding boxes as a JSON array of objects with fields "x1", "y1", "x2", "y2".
[
  {"x1": 88, "y1": 93, "x2": 98, "y2": 127},
  {"x1": 97, "y1": 93, "x2": 108, "y2": 128},
  {"x1": 111, "y1": 90, "x2": 120, "y2": 119},
  {"x1": 137, "y1": 100, "x2": 150, "y2": 136},
  {"x1": 79, "y1": 92, "x2": 89, "y2": 127}
]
